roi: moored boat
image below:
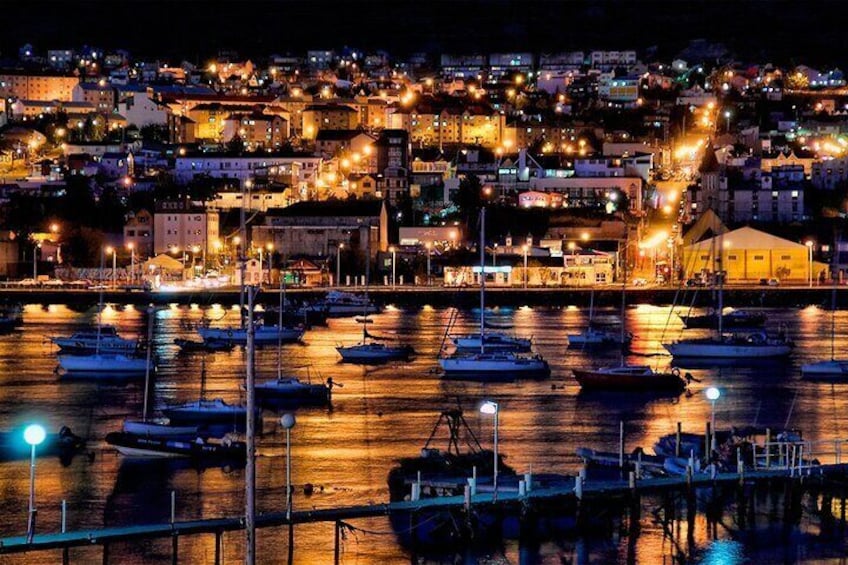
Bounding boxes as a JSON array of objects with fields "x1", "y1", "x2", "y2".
[
  {"x1": 572, "y1": 365, "x2": 688, "y2": 392},
  {"x1": 680, "y1": 308, "x2": 766, "y2": 329},
  {"x1": 105, "y1": 431, "x2": 246, "y2": 461},
  {"x1": 440, "y1": 352, "x2": 550, "y2": 378},
  {"x1": 162, "y1": 398, "x2": 251, "y2": 426},
  {"x1": 174, "y1": 338, "x2": 234, "y2": 352},
  {"x1": 255, "y1": 376, "x2": 332, "y2": 403},
  {"x1": 50, "y1": 326, "x2": 139, "y2": 355},
  {"x1": 197, "y1": 323, "x2": 304, "y2": 345},
  {"x1": 121, "y1": 419, "x2": 200, "y2": 439},
  {"x1": 58, "y1": 353, "x2": 153, "y2": 375},
  {"x1": 801, "y1": 359, "x2": 848, "y2": 379},
  {"x1": 663, "y1": 332, "x2": 792, "y2": 358},
  {"x1": 450, "y1": 333, "x2": 531, "y2": 352},
  {"x1": 567, "y1": 327, "x2": 632, "y2": 347}
]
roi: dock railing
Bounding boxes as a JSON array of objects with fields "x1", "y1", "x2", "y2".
[{"x1": 753, "y1": 438, "x2": 848, "y2": 475}]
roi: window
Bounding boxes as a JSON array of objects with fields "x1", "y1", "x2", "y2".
[
  {"x1": 754, "y1": 255, "x2": 764, "y2": 261},
  {"x1": 781, "y1": 255, "x2": 791, "y2": 260},
  {"x1": 728, "y1": 255, "x2": 737, "y2": 260}
]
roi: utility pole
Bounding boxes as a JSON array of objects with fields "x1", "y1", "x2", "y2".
[{"x1": 245, "y1": 286, "x2": 257, "y2": 564}]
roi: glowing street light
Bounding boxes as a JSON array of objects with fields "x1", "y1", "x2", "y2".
[
  {"x1": 280, "y1": 413, "x2": 296, "y2": 521},
  {"x1": 126, "y1": 242, "x2": 135, "y2": 285},
  {"x1": 805, "y1": 240, "x2": 814, "y2": 287},
  {"x1": 336, "y1": 243, "x2": 344, "y2": 286},
  {"x1": 389, "y1": 246, "x2": 396, "y2": 287},
  {"x1": 706, "y1": 387, "x2": 720, "y2": 451},
  {"x1": 479, "y1": 401, "x2": 500, "y2": 500},
  {"x1": 24, "y1": 423, "x2": 46, "y2": 543},
  {"x1": 106, "y1": 246, "x2": 116, "y2": 288},
  {"x1": 522, "y1": 244, "x2": 529, "y2": 289}
]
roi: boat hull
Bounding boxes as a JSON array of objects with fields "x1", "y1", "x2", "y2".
[
  {"x1": 58, "y1": 354, "x2": 152, "y2": 375},
  {"x1": 122, "y1": 420, "x2": 200, "y2": 439},
  {"x1": 105, "y1": 432, "x2": 246, "y2": 461},
  {"x1": 198, "y1": 326, "x2": 304, "y2": 344},
  {"x1": 336, "y1": 344, "x2": 413, "y2": 362},
  {"x1": 801, "y1": 359, "x2": 848, "y2": 378},
  {"x1": 439, "y1": 356, "x2": 550, "y2": 378},
  {"x1": 572, "y1": 368, "x2": 685, "y2": 391},
  {"x1": 255, "y1": 380, "x2": 330, "y2": 402},
  {"x1": 663, "y1": 342, "x2": 791, "y2": 358}
]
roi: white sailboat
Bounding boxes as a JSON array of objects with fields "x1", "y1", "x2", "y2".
[
  {"x1": 317, "y1": 290, "x2": 381, "y2": 317},
  {"x1": 439, "y1": 207, "x2": 549, "y2": 378},
  {"x1": 58, "y1": 253, "x2": 153, "y2": 376},
  {"x1": 163, "y1": 359, "x2": 252, "y2": 426},
  {"x1": 122, "y1": 307, "x2": 199, "y2": 439},
  {"x1": 663, "y1": 231, "x2": 792, "y2": 359}
]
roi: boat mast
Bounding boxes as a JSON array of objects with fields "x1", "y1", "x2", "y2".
[
  {"x1": 239, "y1": 181, "x2": 247, "y2": 330},
  {"x1": 96, "y1": 248, "x2": 105, "y2": 355},
  {"x1": 620, "y1": 226, "x2": 628, "y2": 364},
  {"x1": 717, "y1": 230, "x2": 723, "y2": 337},
  {"x1": 142, "y1": 305, "x2": 154, "y2": 422},
  {"x1": 245, "y1": 285, "x2": 257, "y2": 564},
  {"x1": 277, "y1": 264, "x2": 284, "y2": 379},
  {"x1": 479, "y1": 206, "x2": 486, "y2": 355}
]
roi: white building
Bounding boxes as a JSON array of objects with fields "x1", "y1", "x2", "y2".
[
  {"x1": 116, "y1": 92, "x2": 168, "y2": 127},
  {"x1": 208, "y1": 190, "x2": 292, "y2": 212},
  {"x1": 589, "y1": 51, "x2": 637, "y2": 69},
  {"x1": 153, "y1": 201, "x2": 220, "y2": 255},
  {"x1": 573, "y1": 153, "x2": 652, "y2": 181},
  {"x1": 529, "y1": 176, "x2": 643, "y2": 212},
  {"x1": 174, "y1": 153, "x2": 322, "y2": 190}
]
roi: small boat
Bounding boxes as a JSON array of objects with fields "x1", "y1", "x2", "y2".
[
  {"x1": 0, "y1": 426, "x2": 86, "y2": 462},
  {"x1": 58, "y1": 353, "x2": 153, "y2": 376},
  {"x1": 572, "y1": 365, "x2": 688, "y2": 392},
  {"x1": 255, "y1": 376, "x2": 333, "y2": 404},
  {"x1": 483, "y1": 318, "x2": 514, "y2": 330},
  {"x1": 174, "y1": 338, "x2": 234, "y2": 352},
  {"x1": 105, "y1": 431, "x2": 246, "y2": 461},
  {"x1": 197, "y1": 323, "x2": 304, "y2": 345},
  {"x1": 439, "y1": 352, "x2": 550, "y2": 378},
  {"x1": 680, "y1": 308, "x2": 766, "y2": 329},
  {"x1": 50, "y1": 326, "x2": 139, "y2": 355}
]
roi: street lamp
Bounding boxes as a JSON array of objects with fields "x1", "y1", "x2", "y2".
[
  {"x1": 32, "y1": 242, "x2": 41, "y2": 280},
  {"x1": 389, "y1": 246, "x2": 396, "y2": 287},
  {"x1": 706, "y1": 387, "x2": 720, "y2": 451},
  {"x1": 126, "y1": 243, "x2": 135, "y2": 285},
  {"x1": 479, "y1": 401, "x2": 499, "y2": 500},
  {"x1": 336, "y1": 243, "x2": 344, "y2": 287},
  {"x1": 280, "y1": 413, "x2": 296, "y2": 521},
  {"x1": 106, "y1": 246, "x2": 116, "y2": 288},
  {"x1": 724, "y1": 110, "x2": 731, "y2": 133},
  {"x1": 265, "y1": 243, "x2": 274, "y2": 285},
  {"x1": 805, "y1": 240, "x2": 814, "y2": 287},
  {"x1": 23, "y1": 423, "x2": 46, "y2": 543},
  {"x1": 522, "y1": 244, "x2": 528, "y2": 289}
]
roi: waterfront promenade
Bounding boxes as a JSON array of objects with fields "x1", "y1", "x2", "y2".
[{"x1": 0, "y1": 284, "x2": 841, "y2": 307}]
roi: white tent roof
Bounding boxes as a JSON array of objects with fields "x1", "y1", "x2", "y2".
[{"x1": 684, "y1": 226, "x2": 807, "y2": 252}]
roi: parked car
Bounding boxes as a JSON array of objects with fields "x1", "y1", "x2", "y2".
[
  {"x1": 685, "y1": 278, "x2": 706, "y2": 287},
  {"x1": 18, "y1": 278, "x2": 38, "y2": 287},
  {"x1": 632, "y1": 277, "x2": 648, "y2": 286}
]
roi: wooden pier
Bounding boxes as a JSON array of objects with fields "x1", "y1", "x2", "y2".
[{"x1": 2, "y1": 457, "x2": 848, "y2": 561}]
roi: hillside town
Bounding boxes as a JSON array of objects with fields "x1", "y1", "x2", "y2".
[{"x1": 1, "y1": 40, "x2": 847, "y2": 289}]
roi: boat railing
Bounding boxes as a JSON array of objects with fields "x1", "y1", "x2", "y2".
[{"x1": 752, "y1": 438, "x2": 848, "y2": 473}]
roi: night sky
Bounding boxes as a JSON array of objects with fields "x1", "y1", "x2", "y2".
[{"x1": 2, "y1": 0, "x2": 848, "y2": 67}]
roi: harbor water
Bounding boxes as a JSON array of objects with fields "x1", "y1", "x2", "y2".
[{"x1": 1, "y1": 299, "x2": 848, "y2": 563}]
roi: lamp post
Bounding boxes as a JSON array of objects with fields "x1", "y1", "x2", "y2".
[
  {"x1": 706, "y1": 387, "x2": 720, "y2": 452},
  {"x1": 280, "y1": 413, "x2": 296, "y2": 521},
  {"x1": 425, "y1": 242, "x2": 431, "y2": 286},
  {"x1": 480, "y1": 401, "x2": 499, "y2": 500},
  {"x1": 32, "y1": 243, "x2": 41, "y2": 280},
  {"x1": 265, "y1": 243, "x2": 274, "y2": 285},
  {"x1": 724, "y1": 110, "x2": 731, "y2": 133},
  {"x1": 522, "y1": 244, "x2": 528, "y2": 289},
  {"x1": 493, "y1": 243, "x2": 498, "y2": 267},
  {"x1": 105, "y1": 246, "x2": 116, "y2": 288},
  {"x1": 805, "y1": 240, "x2": 814, "y2": 287},
  {"x1": 24, "y1": 424, "x2": 46, "y2": 543},
  {"x1": 127, "y1": 243, "x2": 135, "y2": 285},
  {"x1": 390, "y1": 246, "x2": 396, "y2": 287},
  {"x1": 336, "y1": 243, "x2": 344, "y2": 287}
]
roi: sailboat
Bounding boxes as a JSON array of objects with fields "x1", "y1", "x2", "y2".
[
  {"x1": 567, "y1": 289, "x2": 633, "y2": 347},
  {"x1": 163, "y1": 358, "x2": 253, "y2": 427},
  {"x1": 255, "y1": 276, "x2": 334, "y2": 403},
  {"x1": 439, "y1": 207, "x2": 550, "y2": 379},
  {"x1": 58, "y1": 252, "x2": 153, "y2": 376},
  {"x1": 802, "y1": 262, "x2": 848, "y2": 378},
  {"x1": 663, "y1": 231, "x2": 792, "y2": 359},
  {"x1": 121, "y1": 307, "x2": 200, "y2": 439},
  {"x1": 573, "y1": 230, "x2": 686, "y2": 392},
  {"x1": 337, "y1": 317, "x2": 415, "y2": 362}
]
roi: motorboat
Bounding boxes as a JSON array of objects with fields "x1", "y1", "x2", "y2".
[
  {"x1": 255, "y1": 376, "x2": 332, "y2": 403},
  {"x1": 58, "y1": 353, "x2": 153, "y2": 376},
  {"x1": 105, "y1": 431, "x2": 246, "y2": 461},
  {"x1": 663, "y1": 332, "x2": 792, "y2": 359},
  {"x1": 567, "y1": 327, "x2": 632, "y2": 347},
  {"x1": 316, "y1": 290, "x2": 381, "y2": 317},
  {"x1": 679, "y1": 308, "x2": 766, "y2": 329},
  {"x1": 572, "y1": 365, "x2": 687, "y2": 392},
  {"x1": 450, "y1": 333, "x2": 532, "y2": 352},
  {"x1": 439, "y1": 352, "x2": 550, "y2": 378},
  {"x1": 50, "y1": 326, "x2": 139, "y2": 355},
  {"x1": 0, "y1": 426, "x2": 85, "y2": 462},
  {"x1": 198, "y1": 323, "x2": 304, "y2": 345}
]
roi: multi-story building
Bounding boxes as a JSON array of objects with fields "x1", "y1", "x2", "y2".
[
  {"x1": 314, "y1": 130, "x2": 375, "y2": 159},
  {"x1": 306, "y1": 50, "x2": 335, "y2": 70},
  {"x1": 597, "y1": 75, "x2": 640, "y2": 103},
  {"x1": 301, "y1": 103, "x2": 360, "y2": 139},
  {"x1": 222, "y1": 111, "x2": 289, "y2": 149},
  {"x1": 0, "y1": 70, "x2": 78, "y2": 101},
  {"x1": 588, "y1": 51, "x2": 638, "y2": 69},
  {"x1": 812, "y1": 156, "x2": 848, "y2": 189},
  {"x1": 123, "y1": 209, "x2": 153, "y2": 258},
  {"x1": 439, "y1": 54, "x2": 486, "y2": 80},
  {"x1": 72, "y1": 81, "x2": 116, "y2": 113},
  {"x1": 153, "y1": 200, "x2": 219, "y2": 256},
  {"x1": 47, "y1": 50, "x2": 75, "y2": 69},
  {"x1": 174, "y1": 152, "x2": 322, "y2": 191},
  {"x1": 375, "y1": 129, "x2": 411, "y2": 204},
  {"x1": 487, "y1": 53, "x2": 534, "y2": 80}
]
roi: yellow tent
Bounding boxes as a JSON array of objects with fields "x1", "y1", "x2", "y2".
[{"x1": 142, "y1": 253, "x2": 185, "y2": 274}]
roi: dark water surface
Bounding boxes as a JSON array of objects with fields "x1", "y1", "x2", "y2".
[{"x1": 2, "y1": 300, "x2": 848, "y2": 563}]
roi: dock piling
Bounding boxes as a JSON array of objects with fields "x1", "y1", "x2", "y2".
[
  {"x1": 524, "y1": 472, "x2": 532, "y2": 492},
  {"x1": 619, "y1": 421, "x2": 625, "y2": 471},
  {"x1": 464, "y1": 485, "x2": 471, "y2": 511},
  {"x1": 629, "y1": 471, "x2": 636, "y2": 490},
  {"x1": 519, "y1": 480, "x2": 526, "y2": 497},
  {"x1": 575, "y1": 475, "x2": 584, "y2": 500},
  {"x1": 333, "y1": 521, "x2": 340, "y2": 565},
  {"x1": 170, "y1": 491, "x2": 175, "y2": 524},
  {"x1": 675, "y1": 422, "x2": 681, "y2": 458}
]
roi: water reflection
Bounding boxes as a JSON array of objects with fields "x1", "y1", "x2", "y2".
[{"x1": 1, "y1": 302, "x2": 848, "y2": 562}]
